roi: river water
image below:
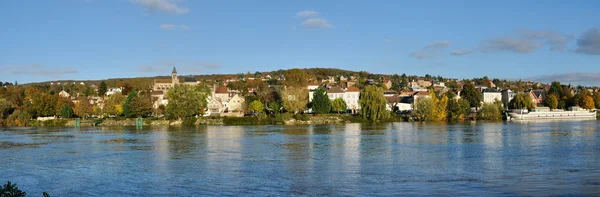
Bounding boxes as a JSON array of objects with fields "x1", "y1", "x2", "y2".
[{"x1": 1, "y1": 121, "x2": 600, "y2": 196}]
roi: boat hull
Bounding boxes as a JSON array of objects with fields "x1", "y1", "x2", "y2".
[{"x1": 509, "y1": 111, "x2": 597, "y2": 121}]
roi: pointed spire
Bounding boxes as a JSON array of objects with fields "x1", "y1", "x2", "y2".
[{"x1": 172, "y1": 67, "x2": 177, "y2": 74}]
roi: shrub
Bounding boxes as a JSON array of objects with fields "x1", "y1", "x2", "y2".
[
  {"x1": 182, "y1": 117, "x2": 198, "y2": 126},
  {"x1": 293, "y1": 113, "x2": 311, "y2": 121}
]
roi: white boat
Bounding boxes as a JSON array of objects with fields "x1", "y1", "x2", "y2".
[{"x1": 508, "y1": 107, "x2": 597, "y2": 121}]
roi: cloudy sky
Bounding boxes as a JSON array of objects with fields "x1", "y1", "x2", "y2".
[{"x1": 1, "y1": 0, "x2": 600, "y2": 85}]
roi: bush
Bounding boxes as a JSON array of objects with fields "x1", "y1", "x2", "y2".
[
  {"x1": 0, "y1": 181, "x2": 50, "y2": 197},
  {"x1": 182, "y1": 117, "x2": 198, "y2": 126},
  {"x1": 6, "y1": 110, "x2": 31, "y2": 126},
  {"x1": 223, "y1": 116, "x2": 284, "y2": 125},
  {"x1": 293, "y1": 113, "x2": 311, "y2": 121}
]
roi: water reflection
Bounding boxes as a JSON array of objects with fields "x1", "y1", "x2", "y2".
[{"x1": 1, "y1": 121, "x2": 600, "y2": 196}]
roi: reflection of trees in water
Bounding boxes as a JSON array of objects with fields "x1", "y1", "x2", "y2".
[
  {"x1": 281, "y1": 125, "x2": 315, "y2": 194},
  {"x1": 166, "y1": 126, "x2": 207, "y2": 159}
]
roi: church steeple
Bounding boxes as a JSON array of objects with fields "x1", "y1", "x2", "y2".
[{"x1": 171, "y1": 66, "x2": 178, "y2": 85}]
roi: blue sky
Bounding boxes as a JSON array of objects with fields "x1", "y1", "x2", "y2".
[{"x1": 1, "y1": 0, "x2": 600, "y2": 85}]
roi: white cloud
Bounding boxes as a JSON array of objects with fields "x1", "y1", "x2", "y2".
[
  {"x1": 479, "y1": 38, "x2": 540, "y2": 53},
  {"x1": 410, "y1": 41, "x2": 452, "y2": 59},
  {"x1": 529, "y1": 72, "x2": 600, "y2": 86},
  {"x1": 384, "y1": 39, "x2": 393, "y2": 43},
  {"x1": 302, "y1": 18, "x2": 333, "y2": 28},
  {"x1": 132, "y1": 0, "x2": 189, "y2": 14},
  {"x1": 576, "y1": 28, "x2": 600, "y2": 55},
  {"x1": 297, "y1": 10, "x2": 319, "y2": 18},
  {"x1": 517, "y1": 28, "x2": 573, "y2": 51},
  {"x1": 160, "y1": 24, "x2": 175, "y2": 29},
  {"x1": 159, "y1": 24, "x2": 190, "y2": 30},
  {"x1": 450, "y1": 50, "x2": 473, "y2": 56}
]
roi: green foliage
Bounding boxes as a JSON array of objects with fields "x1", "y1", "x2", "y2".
[
  {"x1": 60, "y1": 103, "x2": 74, "y2": 118},
  {"x1": 6, "y1": 110, "x2": 31, "y2": 126},
  {"x1": 462, "y1": 83, "x2": 482, "y2": 108},
  {"x1": 312, "y1": 87, "x2": 331, "y2": 114},
  {"x1": 103, "y1": 92, "x2": 125, "y2": 116},
  {"x1": 594, "y1": 94, "x2": 600, "y2": 109},
  {"x1": 267, "y1": 100, "x2": 282, "y2": 114},
  {"x1": 248, "y1": 100, "x2": 264, "y2": 114},
  {"x1": 0, "y1": 181, "x2": 26, "y2": 197},
  {"x1": 182, "y1": 117, "x2": 198, "y2": 126},
  {"x1": 130, "y1": 96, "x2": 153, "y2": 117},
  {"x1": 331, "y1": 98, "x2": 347, "y2": 113},
  {"x1": 509, "y1": 93, "x2": 534, "y2": 110},
  {"x1": 477, "y1": 102, "x2": 502, "y2": 120},
  {"x1": 98, "y1": 81, "x2": 107, "y2": 96},
  {"x1": 544, "y1": 94, "x2": 559, "y2": 109},
  {"x1": 447, "y1": 98, "x2": 470, "y2": 121},
  {"x1": 413, "y1": 98, "x2": 434, "y2": 121},
  {"x1": 549, "y1": 81, "x2": 563, "y2": 98},
  {"x1": 223, "y1": 116, "x2": 284, "y2": 125},
  {"x1": 0, "y1": 98, "x2": 11, "y2": 120},
  {"x1": 281, "y1": 86, "x2": 308, "y2": 114},
  {"x1": 122, "y1": 91, "x2": 138, "y2": 117},
  {"x1": 293, "y1": 113, "x2": 312, "y2": 121},
  {"x1": 166, "y1": 84, "x2": 211, "y2": 119},
  {"x1": 284, "y1": 68, "x2": 309, "y2": 88},
  {"x1": 359, "y1": 86, "x2": 388, "y2": 121}
]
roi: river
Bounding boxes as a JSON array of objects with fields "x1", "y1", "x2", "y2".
[{"x1": 1, "y1": 121, "x2": 600, "y2": 196}]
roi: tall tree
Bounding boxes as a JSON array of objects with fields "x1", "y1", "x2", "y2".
[
  {"x1": 103, "y1": 92, "x2": 126, "y2": 116},
  {"x1": 0, "y1": 98, "x2": 11, "y2": 120},
  {"x1": 312, "y1": 87, "x2": 331, "y2": 114},
  {"x1": 281, "y1": 86, "x2": 308, "y2": 114},
  {"x1": 166, "y1": 84, "x2": 211, "y2": 119},
  {"x1": 594, "y1": 94, "x2": 600, "y2": 109},
  {"x1": 461, "y1": 83, "x2": 482, "y2": 109},
  {"x1": 74, "y1": 97, "x2": 93, "y2": 118},
  {"x1": 331, "y1": 98, "x2": 347, "y2": 114},
  {"x1": 477, "y1": 102, "x2": 502, "y2": 120},
  {"x1": 447, "y1": 98, "x2": 470, "y2": 122},
  {"x1": 359, "y1": 86, "x2": 388, "y2": 121},
  {"x1": 122, "y1": 91, "x2": 138, "y2": 118},
  {"x1": 548, "y1": 81, "x2": 563, "y2": 98},
  {"x1": 284, "y1": 68, "x2": 309, "y2": 88},
  {"x1": 544, "y1": 94, "x2": 559, "y2": 109},
  {"x1": 98, "y1": 81, "x2": 108, "y2": 96},
  {"x1": 509, "y1": 93, "x2": 535, "y2": 110},
  {"x1": 580, "y1": 95, "x2": 595, "y2": 109},
  {"x1": 248, "y1": 100, "x2": 264, "y2": 114},
  {"x1": 130, "y1": 96, "x2": 153, "y2": 117},
  {"x1": 60, "y1": 103, "x2": 74, "y2": 118}
]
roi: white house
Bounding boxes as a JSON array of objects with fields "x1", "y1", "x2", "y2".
[
  {"x1": 227, "y1": 94, "x2": 245, "y2": 112},
  {"x1": 58, "y1": 90, "x2": 70, "y2": 98},
  {"x1": 344, "y1": 87, "x2": 361, "y2": 112},
  {"x1": 106, "y1": 87, "x2": 123, "y2": 96},
  {"x1": 482, "y1": 89, "x2": 502, "y2": 104},
  {"x1": 308, "y1": 84, "x2": 320, "y2": 102},
  {"x1": 501, "y1": 89, "x2": 517, "y2": 109}
]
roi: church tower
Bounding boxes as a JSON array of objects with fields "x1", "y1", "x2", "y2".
[{"x1": 171, "y1": 67, "x2": 178, "y2": 85}]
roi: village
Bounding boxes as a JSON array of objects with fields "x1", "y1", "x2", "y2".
[{"x1": 0, "y1": 67, "x2": 599, "y2": 126}]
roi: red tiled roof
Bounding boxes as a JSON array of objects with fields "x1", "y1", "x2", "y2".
[
  {"x1": 346, "y1": 87, "x2": 360, "y2": 92},
  {"x1": 327, "y1": 87, "x2": 344, "y2": 93},
  {"x1": 215, "y1": 86, "x2": 228, "y2": 94}
]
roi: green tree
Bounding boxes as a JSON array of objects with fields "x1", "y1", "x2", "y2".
[
  {"x1": 359, "y1": 86, "x2": 388, "y2": 121},
  {"x1": 477, "y1": 102, "x2": 502, "y2": 120},
  {"x1": 0, "y1": 98, "x2": 11, "y2": 120},
  {"x1": 60, "y1": 103, "x2": 74, "y2": 118},
  {"x1": 0, "y1": 181, "x2": 27, "y2": 197},
  {"x1": 166, "y1": 84, "x2": 211, "y2": 119},
  {"x1": 581, "y1": 95, "x2": 595, "y2": 109},
  {"x1": 122, "y1": 91, "x2": 138, "y2": 118},
  {"x1": 544, "y1": 94, "x2": 559, "y2": 109},
  {"x1": 312, "y1": 87, "x2": 331, "y2": 114},
  {"x1": 447, "y1": 98, "x2": 470, "y2": 121},
  {"x1": 462, "y1": 83, "x2": 482, "y2": 109},
  {"x1": 6, "y1": 110, "x2": 31, "y2": 126},
  {"x1": 548, "y1": 81, "x2": 563, "y2": 98},
  {"x1": 103, "y1": 92, "x2": 126, "y2": 116},
  {"x1": 414, "y1": 97, "x2": 434, "y2": 121},
  {"x1": 594, "y1": 94, "x2": 600, "y2": 109},
  {"x1": 248, "y1": 100, "x2": 264, "y2": 114},
  {"x1": 509, "y1": 93, "x2": 535, "y2": 110},
  {"x1": 281, "y1": 86, "x2": 308, "y2": 114},
  {"x1": 284, "y1": 68, "x2": 309, "y2": 88},
  {"x1": 130, "y1": 96, "x2": 153, "y2": 117},
  {"x1": 98, "y1": 81, "x2": 108, "y2": 96},
  {"x1": 331, "y1": 97, "x2": 347, "y2": 113}
]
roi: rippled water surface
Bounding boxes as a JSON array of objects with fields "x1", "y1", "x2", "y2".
[{"x1": 2, "y1": 121, "x2": 600, "y2": 196}]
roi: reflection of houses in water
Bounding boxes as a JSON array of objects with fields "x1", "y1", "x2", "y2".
[
  {"x1": 152, "y1": 128, "x2": 170, "y2": 174},
  {"x1": 206, "y1": 126, "x2": 244, "y2": 161},
  {"x1": 343, "y1": 123, "x2": 361, "y2": 173}
]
